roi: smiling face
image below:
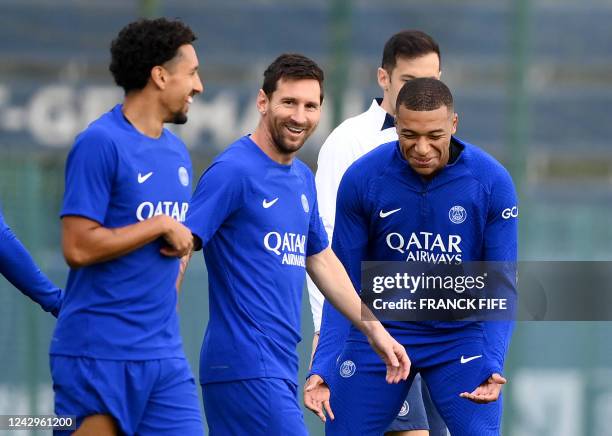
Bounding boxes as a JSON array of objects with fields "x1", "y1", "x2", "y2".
[
  {"x1": 396, "y1": 103, "x2": 457, "y2": 179},
  {"x1": 258, "y1": 77, "x2": 322, "y2": 156},
  {"x1": 160, "y1": 44, "x2": 203, "y2": 124}
]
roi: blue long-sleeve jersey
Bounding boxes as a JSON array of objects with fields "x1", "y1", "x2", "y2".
[
  {"x1": 0, "y1": 207, "x2": 63, "y2": 316},
  {"x1": 311, "y1": 138, "x2": 518, "y2": 385}
]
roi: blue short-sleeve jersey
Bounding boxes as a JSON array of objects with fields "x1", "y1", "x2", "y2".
[
  {"x1": 312, "y1": 138, "x2": 518, "y2": 383},
  {"x1": 52, "y1": 104, "x2": 192, "y2": 360},
  {"x1": 187, "y1": 136, "x2": 328, "y2": 385}
]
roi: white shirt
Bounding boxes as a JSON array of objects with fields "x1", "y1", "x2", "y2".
[{"x1": 308, "y1": 99, "x2": 398, "y2": 331}]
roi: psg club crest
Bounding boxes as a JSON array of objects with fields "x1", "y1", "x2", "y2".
[
  {"x1": 301, "y1": 194, "x2": 310, "y2": 213},
  {"x1": 398, "y1": 400, "x2": 410, "y2": 417},
  {"x1": 178, "y1": 166, "x2": 189, "y2": 187},
  {"x1": 448, "y1": 205, "x2": 466, "y2": 224},
  {"x1": 339, "y1": 360, "x2": 356, "y2": 378}
]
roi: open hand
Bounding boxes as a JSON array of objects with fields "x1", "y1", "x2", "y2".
[
  {"x1": 460, "y1": 373, "x2": 506, "y2": 403},
  {"x1": 304, "y1": 375, "x2": 334, "y2": 422}
]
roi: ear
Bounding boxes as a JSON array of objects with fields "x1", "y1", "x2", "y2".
[
  {"x1": 451, "y1": 112, "x2": 458, "y2": 134},
  {"x1": 256, "y1": 89, "x2": 269, "y2": 115},
  {"x1": 377, "y1": 67, "x2": 390, "y2": 92},
  {"x1": 437, "y1": 69, "x2": 442, "y2": 80},
  {"x1": 150, "y1": 65, "x2": 167, "y2": 90}
]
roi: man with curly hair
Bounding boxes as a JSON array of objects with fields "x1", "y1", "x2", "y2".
[{"x1": 53, "y1": 18, "x2": 203, "y2": 435}]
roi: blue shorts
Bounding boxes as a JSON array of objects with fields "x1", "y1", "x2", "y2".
[
  {"x1": 386, "y1": 373, "x2": 447, "y2": 435},
  {"x1": 51, "y1": 356, "x2": 203, "y2": 435},
  {"x1": 326, "y1": 336, "x2": 502, "y2": 436},
  {"x1": 202, "y1": 377, "x2": 307, "y2": 436}
]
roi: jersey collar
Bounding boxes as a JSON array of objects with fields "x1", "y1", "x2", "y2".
[
  {"x1": 394, "y1": 136, "x2": 469, "y2": 189},
  {"x1": 373, "y1": 98, "x2": 396, "y2": 131}
]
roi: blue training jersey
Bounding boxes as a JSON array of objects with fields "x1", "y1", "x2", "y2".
[
  {"x1": 312, "y1": 138, "x2": 518, "y2": 384},
  {"x1": 52, "y1": 104, "x2": 192, "y2": 360},
  {"x1": 0, "y1": 205, "x2": 63, "y2": 316},
  {"x1": 187, "y1": 136, "x2": 328, "y2": 385}
]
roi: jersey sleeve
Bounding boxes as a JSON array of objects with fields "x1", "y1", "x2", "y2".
[
  {"x1": 480, "y1": 168, "x2": 518, "y2": 381},
  {"x1": 306, "y1": 176, "x2": 329, "y2": 258},
  {"x1": 306, "y1": 127, "x2": 359, "y2": 331},
  {"x1": 0, "y1": 209, "x2": 63, "y2": 317},
  {"x1": 186, "y1": 161, "x2": 245, "y2": 248},
  {"x1": 60, "y1": 127, "x2": 117, "y2": 224},
  {"x1": 309, "y1": 167, "x2": 370, "y2": 383}
]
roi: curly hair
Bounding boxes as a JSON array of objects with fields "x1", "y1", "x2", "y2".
[
  {"x1": 262, "y1": 53, "x2": 324, "y2": 103},
  {"x1": 396, "y1": 77, "x2": 453, "y2": 113},
  {"x1": 109, "y1": 18, "x2": 196, "y2": 93}
]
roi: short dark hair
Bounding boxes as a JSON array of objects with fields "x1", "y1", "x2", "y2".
[
  {"x1": 381, "y1": 30, "x2": 440, "y2": 73},
  {"x1": 262, "y1": 53, "x2": 325, "y2": 103},
  {"x1": 109, "y1": 18, "x2": 196, "y2": 93},
  {"x1": 396, "y1": 78, "x2": 453, "y2": 113}
]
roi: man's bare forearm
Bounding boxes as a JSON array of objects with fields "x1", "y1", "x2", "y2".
[
  {"x1": 308, "y1": 331, "x2": 320, "y2": 370},
  {"x1": 62, "y1": 215, "x2": 172, "y2": 268},
  {"x1": 175, "y1": 251, "x2": 193, "y2": 293},
  {"x1": 306, "y1": 247, "x2": 377, "y2": 337}
]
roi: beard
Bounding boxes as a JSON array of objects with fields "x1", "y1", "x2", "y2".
[
  {"x1": 169, "y1": 111, "x2": 188, "y2": 125},
  {"x1": 269, "y1": 119, "x2": 315, "y2": 155}
]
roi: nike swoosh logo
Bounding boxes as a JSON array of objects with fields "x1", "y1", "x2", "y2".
[
  {"x1": 138, "y1": 172, "x2": 153, "y2": 183},
  {"x1": 460, "y1": 355, "x2": 483, "y2": 364},
  {"x1": 379, "y1": 208, "x2": 401, "y2": 218},
  {"x1": 262, "y1": 198, "x2": 279, "y2": 208}
]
